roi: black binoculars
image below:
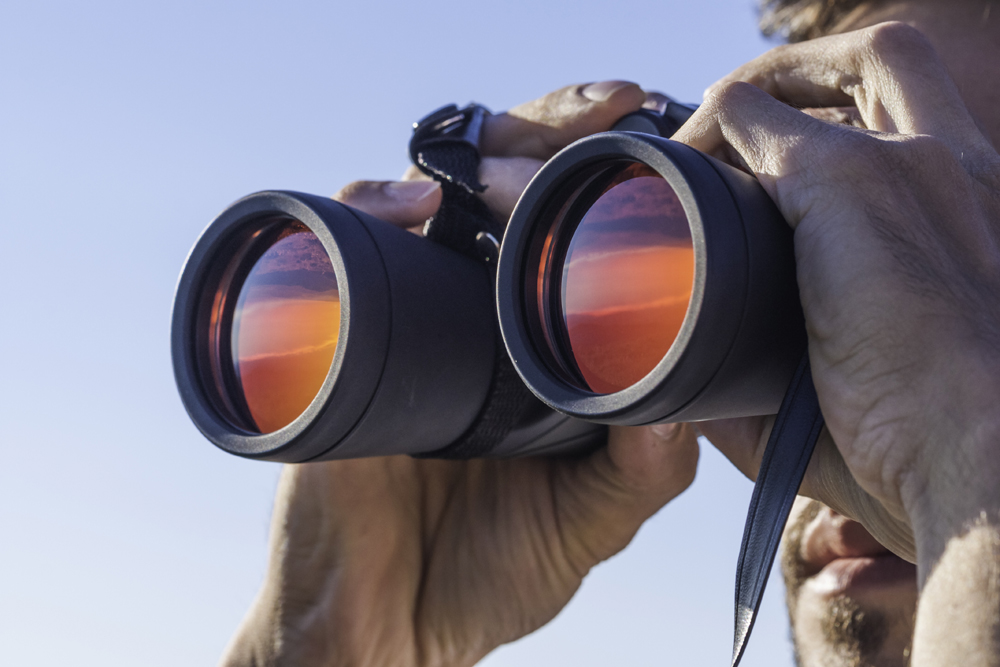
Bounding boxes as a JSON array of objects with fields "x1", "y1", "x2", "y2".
[{"x1": 171, "y1": 99, "x2": 804, "y2": 463}]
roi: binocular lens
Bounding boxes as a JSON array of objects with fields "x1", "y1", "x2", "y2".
[
  {"x1": 212, "y1": 220, "x2": 341, "y2": 434},
  {"x1": 539, "y1": 162, "x2": 694, "y2": 394}
]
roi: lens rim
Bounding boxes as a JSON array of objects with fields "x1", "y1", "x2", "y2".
[
  {"x1": 533, "y1": 160, "x2": 692, "y2": 394},
  {"x1": 203, "y1": 216, "x2": 291, "y2": 433},
  {"x1": 209, "y1": 218, "x2": 342, "y2": 434},
  {"x1": 533, "y1": 161, "x2": 629, "y2": 389},
  {"x1": 172, "y1": 191, "x2": 392, "y2": 460},
  {"x1": 497, "y1": 132, "x2": 751, "y2": 424}
]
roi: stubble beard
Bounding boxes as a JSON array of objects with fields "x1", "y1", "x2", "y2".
[{"x1": 781, "y1": 499, "x2": 906, "y2": 667}]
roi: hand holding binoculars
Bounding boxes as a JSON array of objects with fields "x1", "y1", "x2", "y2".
[{"x1": 171, "y1": 98, "x2": 805, "y2": 463}]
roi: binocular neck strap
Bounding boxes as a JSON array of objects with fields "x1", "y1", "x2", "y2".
[
  {"x1": 409, "y1": 105, "x2": 540, "y2": 459},
  {"x1": 419, "y1": 146, "x2": 505, "y2": 263},
  {"x1": 731, "y1": 352, "x2": 824, "y2": 666},
  {"x1": 410, "y1": 104, "x2": 506, "y2": 263}
]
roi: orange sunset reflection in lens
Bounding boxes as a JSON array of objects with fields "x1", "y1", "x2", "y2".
[
  {"x1": 231, "y1": 223, "x2": 340, "y2": 433},
  {"x1": 561, "y1": 163, "x2": 694, "y2": 394}
]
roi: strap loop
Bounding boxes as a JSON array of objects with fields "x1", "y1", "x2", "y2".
[
  {"x1": 410, "y1": 104, "x2": 503, "y2": 262},
  {"x1": 408, "y1": 103, "x2": 538, "y2": 459}
]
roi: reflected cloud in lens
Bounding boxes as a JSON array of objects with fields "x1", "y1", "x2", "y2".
[
  {"x1": 231, "y1": 225, "x2": 340, "y2": 433},
  {"x1": 561, "y1": 164, "x2": 694, "y2": 394}
]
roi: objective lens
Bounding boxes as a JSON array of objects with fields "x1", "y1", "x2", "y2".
[
  {"x1": 551, "y1": 163, "x2": 694, "y2": 394},
  {"x1": 228, "y1": 222, "x2": 340, "y2": 433}
]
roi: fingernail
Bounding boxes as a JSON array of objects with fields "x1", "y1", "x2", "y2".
[
  {"x1": 642, "y1": 92, "x2": 670, "y2": 114},
  {"x1": 650, "y1": 423, "x2": 681, "y2": 440},
  {"x1": 383, "y1": 180, "x2": 440, "y2": 201},
  {"x1": 581, "y1": 80, "x2": 636, "y2": 102}
]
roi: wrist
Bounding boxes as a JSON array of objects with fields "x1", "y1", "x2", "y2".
[
  {"x1": 911, "y1": 516, "x2": 1000, "y2": 666},
  {"x1": 218, "y1": 608, "x2": 274, "y2": 667},
  {"x1": 904, "y1": 424, "x2": 1000, "y2": 582},
  {"x1": 222, "y1": 578, "x2": 327, "y2": 667},
  {"x1": 897, "y1": 348, "x2": 1000, "y2": 580}
]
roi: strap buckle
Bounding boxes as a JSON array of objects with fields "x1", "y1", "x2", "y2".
[{"x1": 409, "y1": 103, "x2": 491, "y2": 191}]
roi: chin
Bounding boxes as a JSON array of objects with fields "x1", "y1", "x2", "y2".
[
  {"x1": 782, "y1": 498, "x2": 918, "y2": 667},
  {"x1": 791, "y1": 572, "x2": 917, "y2": 667}
]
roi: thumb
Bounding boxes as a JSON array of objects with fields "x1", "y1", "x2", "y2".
[
  {"x1": 480, "y1": 81, "x2": 647, "y2": 160},
  {"x1": 333, "y1": 179, "x2": 442, "y2": 228}
]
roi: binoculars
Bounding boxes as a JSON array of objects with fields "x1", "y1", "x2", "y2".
[{"x1": 171, "y1": 99, "x2": 804, "y2": 462}]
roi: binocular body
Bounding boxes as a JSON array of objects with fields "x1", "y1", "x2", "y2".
[
  {"x1": 170, "y1": 106, "x2": 817, "y2": 667},
  {"x1": 172, "y1": 109, "x2": 804, "y2": 462},
  {"x1": 172, "y1": 191, "x2": 605, "y2": 462},
  {"x1": 498, "y1": 132, "x2": 804, "y2": 426}
]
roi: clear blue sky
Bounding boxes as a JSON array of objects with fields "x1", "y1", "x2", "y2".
[{"x1": 0, "y1": 1, "x2": 793, "y2": 664}]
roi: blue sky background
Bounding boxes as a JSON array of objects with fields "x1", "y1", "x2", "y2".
[{"x1": 0, "y1": 1, "x2": 794, "y2": 664}]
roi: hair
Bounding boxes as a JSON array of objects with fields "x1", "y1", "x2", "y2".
[{"x1": 758, "y1": 0, "x2": 873, "y2": 41}]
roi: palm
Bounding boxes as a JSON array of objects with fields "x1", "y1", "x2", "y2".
[{"x1": 255, "y1": 425, "x2": 697, "y2": 667}]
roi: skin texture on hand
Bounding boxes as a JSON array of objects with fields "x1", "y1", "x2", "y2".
[
  {"x1": 673, "y1": 21, "x2": 1000, "y2": 666},
  {"x1": 223, "y1": 427, "x2": 696, "y2": 667},
  {"x1": 220, "y1": 83, "x2": 700, "y2": 667}
]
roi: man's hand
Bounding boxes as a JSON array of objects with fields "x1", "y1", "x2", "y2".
[
  {"x1": 675, "y1": 22, "x2": 1000, "y2": 665},
  {"x1": 399, "y1": 80, "x2": 650, "y2": 225},
  {"x1": 220, "y1": 82, "x2": 699, "y2": 667}
]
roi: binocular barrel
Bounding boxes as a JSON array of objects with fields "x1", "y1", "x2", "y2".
[
  {"x1": 171, "y1": 191, "x2": 605, "y2": 462},
  {"x1": 497, "y1": 132, "x2": 805, "y2": 425},
  {"x1": 170, "y1": 108, "x2": 811, "y2": 667},
  {"x1": 173, "y1": 105, "x2": 806, "y2": 460}
]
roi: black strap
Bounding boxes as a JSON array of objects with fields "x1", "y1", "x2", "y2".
[
  {"x1": 615, "y1": 95, "x2": 822, "y2": 666},
  {"x1": 410, "y1": 104, "x2": 505, "y2": 262},
  {"x1": 408, "y1": 104, "x2": 538, "y2": 459},
  {"x1": 731, "y1": 352, "x2": 825, "y2": 666},
  {"x1": 417, "y1": 332, "x2": 538, "y2": 459}
]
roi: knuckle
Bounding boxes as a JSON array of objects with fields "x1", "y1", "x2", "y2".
[
  {"x1": 709, "y1": 80, "x2": 765, "y2": 110},
  {"x1": 766, "y1": 42, "x2": 794, "y2": 61},
  {"x1": 862, "y1": 21, "x2": 937, "y2": 61}
]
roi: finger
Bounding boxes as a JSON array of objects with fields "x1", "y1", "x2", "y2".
[
  {"x1": 696, "y1": 416, "x2": 771, "y2": 483},
  {"x1": 802, "y1": 106, "x2": 866, "y2": 129},
  {"x1": 704, "y1": 22, "x2": 986, "y2": 150},
  {"x1": 405, "y1": 154, "x2": 544, "y2": 225},
  {"x1": 333, "y1": 180, "x2": 442, "y2": 228},
  {"x1": 400, "y1": 164, "x2": 432, "y2": 182},
  {"x1": 698, "y1": 415, "x2": 848, "y2": 506},
  {"x1": 550, "y1": 423, "x2": 699, "y2": 574},
  {"x1": 642, "y1": 91, "x2": 672, "y2": 114},
  {"x1": 675, "y1": 81, "x2": 850, "y2": 226},
  {"x1": 477, "y1": 156, "x2": 544, "y2": 223},
  {"x1": 479, "y1": 81, "x2": 647, "y2": 160}
]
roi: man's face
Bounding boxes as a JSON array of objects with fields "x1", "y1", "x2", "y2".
[{"x1": 781, "y1": 498, "x2": 918, "y2": 667}]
